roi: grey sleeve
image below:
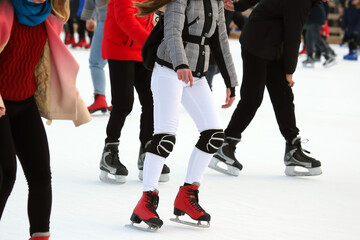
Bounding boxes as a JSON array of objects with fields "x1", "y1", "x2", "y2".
[
  {"x1": 164, "y1": 0, "x2": 189, "y2": 69},
  {"x1": 80, "y1": 0, "x2": 96, "y2": 21}
]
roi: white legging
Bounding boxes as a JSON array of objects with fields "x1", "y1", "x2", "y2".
[{"x1": 143, "y1": 63, "x2": 222, "y2": 192}]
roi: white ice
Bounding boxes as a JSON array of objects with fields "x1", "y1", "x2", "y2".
[{"x1": 1, "y1": 39, "x2": 359, "y2": 240}]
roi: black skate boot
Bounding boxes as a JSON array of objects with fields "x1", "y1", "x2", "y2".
[
  {"x1": 170, "y1": 182, "x2": 210, "y2": 228},
  {"x1": 99, "y1": 142, "x2": 128, "y2": 184},
  {"x1": 138, "y1": 140, "x2": 170, "y2": 182},
  {"x1": 323, "y1": 53, "x2": 336, "y2": 68},
  {"x1": 302, "y1": 54, "x2": 315, "y2": 68},
  {"x1": 208, "y1": 137, "x2": 243, "y2": 176},
  {"x1": 284, "y1": 137, "x2": 322, "y2": 176},
  {"x1": 130, "y1": 189, "x2": 163, "y2": 230}
]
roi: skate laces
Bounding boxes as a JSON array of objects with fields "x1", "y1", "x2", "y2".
[
  {"x1": 107, "y1": 146, "x2": 123, "y2": 166},
  {"x1": 186, "y1": 189, "x2": 205, "y2": 213},
  {"x1": 145, "y1": 192, "x2": 159, "y2": 216}
]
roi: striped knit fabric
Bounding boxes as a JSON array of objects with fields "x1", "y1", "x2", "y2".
[{"x1": 0, "y1": 17, "x2": 46, "y2": 101}]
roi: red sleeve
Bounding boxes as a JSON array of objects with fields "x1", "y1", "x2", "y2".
[{"x1": 112, "y1": 0, "x2": 153, "y2": 47}]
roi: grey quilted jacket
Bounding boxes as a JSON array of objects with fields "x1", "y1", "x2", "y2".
[{"x1": 156, "y1": 0, "x2": 238, "y2": 89}]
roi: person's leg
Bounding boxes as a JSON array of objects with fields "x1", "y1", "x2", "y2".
[
  {"x1": 134, "y1": 62, "x2": 153, "y2": 146},
  {"x1": 224, "y1": 48, "x2": 268, "y2": 139},
  {"x1": 0, "y1": 112, "x2": 16, "y2": 219},
  {"x1": 181, "y1": 77, "x2": 223, "y2": 184},
  {"x1": 7, "y1": 97, "x2": 51, "y2": 235},
  {"x1": 99, "y1": 60, "x2": 136, "y2": 183},
  {"x1": 265, "y1": 60, "x2": 299, "y2": 142},
  {"x1": 131, "y1": 64, "x2": 181, "y2": 228},
  {"x1": 142, "y1": 64, "x2": 182, "y2": 191},
  {"x1": 89, "y1": 21, "x2": 107, "y2": 96},
  {"x1": 266, "y1": 64, "x2": 321, "y2": 176},
  {"x1": 106, "y1": 60, "x2": 136, "y2": 143}
]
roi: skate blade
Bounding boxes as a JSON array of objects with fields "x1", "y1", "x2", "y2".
[
  {"x1": 170, "y1": 216, "x2": 210, "y2": 228},
  {"x1": 302, "y1": 63, "x2": 315, "y2": 68},
  {"x1": 208, "y1": 158, "x2": 239, "y2": 176},
  {"x1": 323, "y1": 60, "x2": 337, "y2": 68},
  {"x1": 138, "y1": 171, "x2": 170, "y2": 182},
  {"x1": 99, "y1": 171, "x2": 126, "y2": 184},
  {"x1": 125, "y1": 222, "x2": 159, "y2": 232},
  {"x1": 285, "y1": 166, "x2": 322, "y2": 176},
  {"x1": 89, "y1": 107, "x2": 108, "y2": 114}
]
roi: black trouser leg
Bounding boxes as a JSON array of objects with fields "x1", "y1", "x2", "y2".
[
  {"x1": 0, "y1": 115, "x2": 16, "y2": 219},
  {"x1": 133, "y1": 61, "x2": 153, "y2": 146},
  {"x1": 106, "y1": 60, "x2": 153, "y2": 146},
  {"x1": 266, "y1": 60, "x2": 299, "y2": 141},
  {"x1": 225, "y1": 48, "x2": 268, "y2": 139},
  {"x1": 3, "y1": 97, "x2": 51, "y2": 235}
]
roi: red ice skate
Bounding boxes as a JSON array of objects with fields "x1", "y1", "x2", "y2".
[
  {"x1": 87, "y1": 94, "x2": 108, "y2": 114},
  {"x1": 29, "y1": 232, "x2": 50, "y2": 240},
  {"x1": 171, "y1": 182, "x2": 210, "y2": 228},
  {"x1": 64, "y1": 32, "x2": 75, "y2": 45},
  {"x1": 130, "y1": 190, "x2": 163, "y2": 230},
  {"x1": 72, "y1": 38, "x2": 87, "y2": 48}
]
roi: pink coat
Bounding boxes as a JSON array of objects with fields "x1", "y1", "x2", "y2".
[{"x1": 0, "y1": 0, "x2": 91, "y2": 126}]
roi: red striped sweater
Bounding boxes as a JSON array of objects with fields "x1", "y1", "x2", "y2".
[{"x1": 0, "y1": 17, "x2": 46, "y2": 101}]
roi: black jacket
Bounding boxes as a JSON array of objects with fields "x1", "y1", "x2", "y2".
[{"x1": 235, "y1": 0, "x2": 320, "y2": 74}]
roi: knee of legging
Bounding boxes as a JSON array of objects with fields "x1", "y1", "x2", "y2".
[
  {"x1": 25, "y1": 171, "x2": 52, "y2": 186},
  {"x1": 196, "y1": 129, "x2": 224, "y2": 154},
  {"x1": 148, "y1": 133, "x2": 176, "y2": 158}
]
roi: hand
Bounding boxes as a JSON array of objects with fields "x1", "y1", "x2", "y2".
[
  {"x1": 0, "y1": 107, "x2": 5, "y2": 118},
  {"x1": 177, "y1": 68, "x2": 193, "y2": 87},
  {"x1": 224, "y1": 0, "x2": 235, "y2": 11},
  {"x1": 222, "y1": 88, "x2": 236, "y2": 108},
  {"x1": 286, "y1": 74, "x2": 295, "y2": 87},
  {"x1": 86, "y1": 19, "x2": 96, "y2": 32}
]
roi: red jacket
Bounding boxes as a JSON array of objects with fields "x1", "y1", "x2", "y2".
[{"x1": 102, "y1": 0, "x2": 154, "y2": 61}]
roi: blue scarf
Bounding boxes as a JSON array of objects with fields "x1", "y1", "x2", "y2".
[{"x1": 11, "y1": 0, "x2": 51, "y2": 26}]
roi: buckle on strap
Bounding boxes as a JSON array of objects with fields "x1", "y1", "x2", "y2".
[{"x1": 200, "y1": 36, "x2": 205, "y2": 45}]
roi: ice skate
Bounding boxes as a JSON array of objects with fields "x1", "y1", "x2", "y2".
[
  {"x1": 284, "y1": 137, "x2": 322, "y2": 176},
  {"x1": 99, "y1": 142, "x2": 128, "y2": 184},
  {"x1": 170, "y1": 183, "x2": 210, "y2": 228},
  {"x1": 323, "y1": 54, "x2": 336, "y2": 68},
  {"x1": 29, "y1": 232, "x2": 50, "y2": 240},
  {"x1": 129, "y1": 190, "x2": 163, "y2": 231},
  {"x1": 138, "y1": 140, "x2": 170, "y2": 182},
  {"x1": 343, "y1": 50, "x2": 358, "y2": 61},
  {"x1": 302, "y1": 56, "x2": 315, "y2": 68},
  {"x1": 64, "y1": 32, "x2": 75, "y2": 45},
  {"x1": 208, "y1": 137, "x2": 242, "y2": 176},
  {"x1": 72, "y1": 38, "x2": 87, "y2": 48},
  {"x1": 87, "y1": 94, "x2": 108, "y2": 114}
]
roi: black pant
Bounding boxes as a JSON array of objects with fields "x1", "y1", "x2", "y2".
[
  {"x1": 306, "y1": 24, "x2": 331, "y2": 56},
  {"x1": 0, "y1": 96, "x2": 51, "y2": 235},
  {"x1": 225, "y1": 48, "x2": 299, "y2": 141},
  {"x1": 106, "y1": 60, "x2": 153, "y2": 146}
]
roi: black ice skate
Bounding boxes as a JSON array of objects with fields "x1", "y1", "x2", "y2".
[
  {"x1": 138, "y1": 141, "x2": 170, "y2": 182},
  {"x1": 208, "y1": 137, "x2": 243, "y2": 176},
  {"x1": 99, "y1": 142, "x2": 128, "y2": 184},
  {"x1": 302, "y1": 55, "x2": 315, "y2": 68},
  {"x1": 284, "y1": 137, "x2": 322, "y2": 176},
  {"x1": 323, "y1": 53, "x2": 337, "y2": 68}
]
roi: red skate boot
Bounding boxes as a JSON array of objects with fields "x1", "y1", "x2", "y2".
[
  {"x1": 85, "y1": 38, "x2": 92, "y2": 49},
  {"x1": 171, "y1": 182, "x2": 210, "y2": 228},
  {"x1": 130, "y1": 190, "x2": 163, "y2": 230},
  {"x1": 299, "y1": 46, "x2": 307, "y2": 55},
  {"x1": 29, "y1": 232, "x2": 50, "y2": 240},
  {"x1": 87, "y1": 94, "x2": 108, "y2": 114},
  {"x1": 72, "y1": 38, "x2": 87, "y2": 48},
  {"x1": 64, "y1": 32, "x2": 75, "y2": 45}
]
